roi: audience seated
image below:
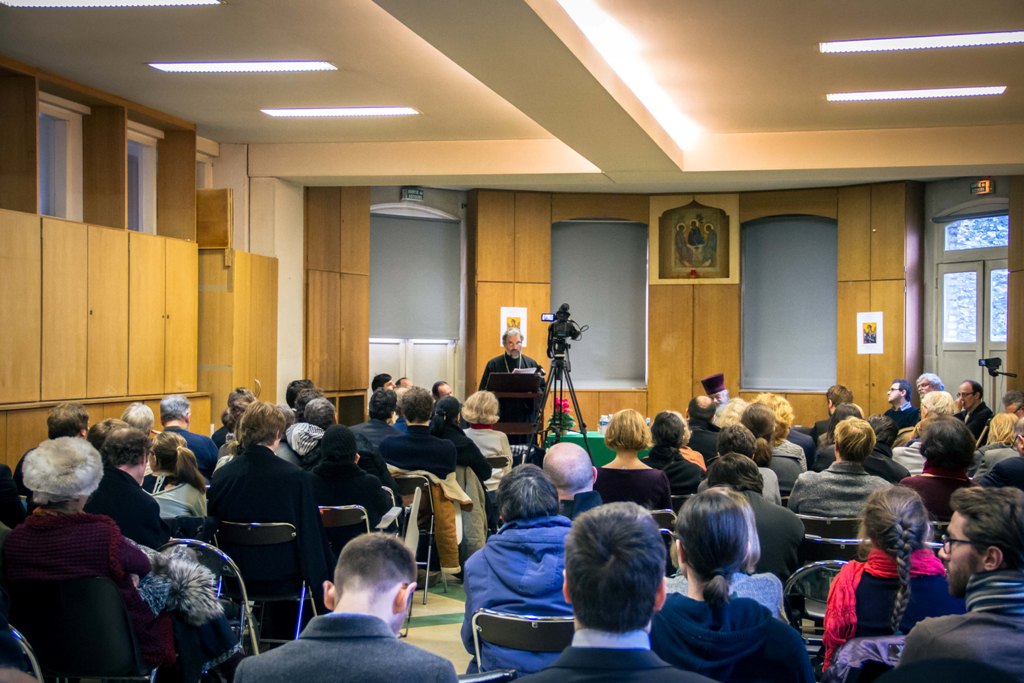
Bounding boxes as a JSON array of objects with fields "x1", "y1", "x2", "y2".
[
  {"x1": 371, "y1": 373, "x2": 395, "y2": 392},
  {"x1": 379, "y1": 387, "x2": 457, "y2": 479},
  {"x1": 972, "y1": 412, "x2": 1019, "y2": 478},
  {"x1": 753, "y1": 393, "x2": 808, "y2": 471},
  {"x1": 650, "y1": 489, "x2": 813, "y2": 683},
  {"x1": 84, "y1": 427, "x2": 170, "y2": 549},
  {"x1": 461, "y1": 465, "x2": 572, "y2": 675},
  {"x1": 706, "y1": 453, "x2": 803, "y2": 582},
  {"x1": 120, "y1": 401, "x2": 155, "y2": 436},
  {"x1": 431, "y1": 396, "x2": 490, "y2": 559},
  {"x1": 0, "y1": 463, "x2": 24, "y2": 530},
  {"x1": 86, "y1": 417, "x2": 129, "y2": 453},
  {"x1": 894, "y1": 391, "x2": 958, "y2": 474},
  {"x1": 543, "y1": 442, "x2": 602, "y2": 519},
  {"x1": 14, "y1": 402, "x2": 89, "y2": 498},
  {"x1": 214, "y1": 387, "x2": 257, "y2": 464},
  {"x1": 899, "y1": 417, "x2": 978, "y2": 522},
  {"x1": 822, "y1": 487, "x2": 964, "y2": 669},
  {"x1": 285, "y1": 379, "x2": 316, "y2": 412},
  {"x1": 811, "y1": 385, "x2": 854, "y2": 446},
  {"x1": 788, "y1": 418, "x2": 891, "y2": 517},
  {"x1": 742, "y1": 404, "x2": 799, "y2": 498},
  {"x1": 977, "y1": 416, "x2": 1024, "y2": 492},
  {"x1": 1002, "y1": 389, "x2": 1024, "y2": 417},
  {"x1": 392, "y1": 386, "x2": 410, "y2": 433},
  {"x1": 643, "y1": 411, "x2": 705, "y2": 495},
  {"x1": 900, "y1": 487, "x2": 1024, "y2": 680},
  {"x1": 285, "y1": 395, "x2": 335, "y2": 471},
  {"x1": 953, "y1": 379, "x2": 993, "y2": 443},
  {"x1": 811, "y1": 402, "x2": 864, "y2": 471},
  {"x1": 144, "y1": 431, "x2": 208, "y2": 519},
  {"x1": 594, "y1": 409, "x2": 671, "y2": 510},
  {"x1": 712, "y1": 397, "x2": 748, "y2": 431},
  {"x1": 160, "y1": 394, "x2": 219, "y2": 482},
  {"x1": 518, "y1": 502, "x2": 713, "y2": 683},
  {"x1": 346, "y1": 389, "x2": 400, "y2": 493},
  {"x1": 707, "y1": 423, "x2": 782, "y2": 505},
  {"x1": 273, "y1": 403, "x2": 300, "y2": 466},
  {"x1": 686, "y1": 396, "x2": 720, "y2": 466},
  {"x1": 233, "y1": 534, "x2": 457, "y2": 683},
  {"x1": 310, "y1": 424, "x2": 391, "y2": 554},
  {"x1": 884, "y1": 378, "x2": 921, "y2": 431},
  {"x1": 915, "y1": 373, "x2": 945, "y2": 396},
  {"x1": 462, "y1": 390, "x2": 514, "y2": 490},
  {"x1": 432, "y1": 380, "x2": 453, "y2": 400},
  {"x1": 864, "y1": 415, "x2": 912, "y2": 483},
  {"x1": 208, "y1": 401, "x2": 333, "y2": 608}
]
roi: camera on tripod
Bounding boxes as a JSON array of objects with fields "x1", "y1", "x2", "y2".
[{"x1": 542, "y1": 303, "x2": 582, "y2": 359}]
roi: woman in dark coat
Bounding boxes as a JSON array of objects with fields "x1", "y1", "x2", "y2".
[
  {"x1": 642, "y1": 411, "x2": 704, "y2": 497},
  {"x1": 430, "y1": 396, "x2": 493, "y2": 486}
]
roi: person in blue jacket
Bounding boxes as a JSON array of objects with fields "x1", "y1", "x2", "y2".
[{"x1": 460, "y1": 464, "x2": 572, "y2": 675}]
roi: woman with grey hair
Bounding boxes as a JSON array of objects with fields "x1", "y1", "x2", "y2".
[
  {"x1": 459, "y1": 465, "x2": 573, "y2": 675},
  {"x1": 121, "y1": 401, "x2": 156, "y2": 435}
]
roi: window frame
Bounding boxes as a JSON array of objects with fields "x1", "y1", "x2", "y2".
[
  {"x1": 126, "y1": 120, "x2": 163, "y2": 234},
  {"x1": 38, "y1": 91, "x2": 88, "y2": 222}
]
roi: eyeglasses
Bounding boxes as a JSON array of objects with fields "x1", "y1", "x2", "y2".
[
  {"x1": 941, "y1": 533, "x2": 977, "y2": 551},
  {"x1": 956, "y1": 391, "x2": 977, "y2": 398}
]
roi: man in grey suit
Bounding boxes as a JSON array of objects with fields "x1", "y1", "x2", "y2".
[{"x1": 235, "y1": 534, "x2": 457, "y2": 683}]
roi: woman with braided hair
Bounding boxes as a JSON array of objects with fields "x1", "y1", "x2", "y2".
[{"x1": 822, "y1": 486, "x2": 965, "y2": 669}]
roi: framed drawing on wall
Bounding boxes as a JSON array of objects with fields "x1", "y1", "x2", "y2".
[{"x1": 649, "y1": 193, "x2": 740, "y2": 285}]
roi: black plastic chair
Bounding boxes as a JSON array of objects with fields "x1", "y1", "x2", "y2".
[
  {"x1": 159, "y1": 538, "x2": 259, "y2": 655},
  {"x1": 9, "y1": 626, "x2": 44, "y2": 682},
  {"x1": 796, "y1": 514, "x2": 861, "y2": 539},
  {"x1": 394, "y1": 474, "x2": 442, "y2": 603},
  {"x1": 215, "y1": 521, "x2": 317, "y2": 646},
  {"x1": 166, "y1": 515, "x2": 217, "y2": 542},
  {"x1": 650, "y1": 508, "x2": 677, "y2": 530},
  {"x1": 319, "y1": 504, "x2": 371, "y2": 555},
  {"x1": 9, "y1": 577, "x2": 157, "y2": 681},
  {"x1": 800, "y1": 536, "x2": 863, "y2": 563},
  {"x1": 670, "y1": 494, "x2": 692, "y2": 513},
  {"x1": 784, "y1": 560, "x2": 847, "y2": 655},
  {"x1": 471, "y1": 608, "x2": 574, "y2": 673}
]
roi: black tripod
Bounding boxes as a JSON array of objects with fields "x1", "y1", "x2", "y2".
[{"x1": 530, "y1": 347, "x2": 592, "y2": 460}]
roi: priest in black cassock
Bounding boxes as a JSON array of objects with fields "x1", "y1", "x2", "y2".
[{"x1": 479, "y1": 327, "x2": 545, "y2": 443}]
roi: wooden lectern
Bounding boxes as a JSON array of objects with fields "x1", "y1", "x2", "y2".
[{"x1": 484, "y1": 372, "x2": 543, "y2": 437}]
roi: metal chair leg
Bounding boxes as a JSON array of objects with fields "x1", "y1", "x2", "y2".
[{"x1": 295, "y1": 584, "x2": 307, "y2": 640}]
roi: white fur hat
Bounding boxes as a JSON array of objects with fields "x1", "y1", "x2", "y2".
[{"x1": 23, "y1": 437, "x2": 103, "y2": 505}]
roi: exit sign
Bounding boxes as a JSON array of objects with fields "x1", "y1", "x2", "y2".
[
  {"x1": 401, "y1": 186, "x2": 425, "y2": 202},
  {"x1": 971, "y1": 178, "x2": 994, "y2": 195}
]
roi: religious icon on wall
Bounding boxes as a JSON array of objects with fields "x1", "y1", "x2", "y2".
[{"x1": 658, "y1": 200, "x2": 730, "y2": 279}]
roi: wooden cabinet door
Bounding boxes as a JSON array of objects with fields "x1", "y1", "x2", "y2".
[
  {"x1": 339, "y1": 273, "x2": 369, "y2": 391},
  {"x1": 0, "y1": 209, "x2": 41, "y2": 404},
  {"x1": 41, "y1": 218, "x2": 87, "y2": 400},
  {"x1": 305, "y1": 269, "x2": 341, "y2": 391},
  {"x1": 230, "y1": 251, "x2": 255, "y2": 391},
  {"x1": 250, "y1": 254, "x2": 278, "y2": 402},
  {"x1": 164, "y1": 238, "x2": 198, "y2": 393},
  {"x1": 128, "y1": 232, "x2": 166, "y2": 395},
  {"x1": 88, "y1": 225, "x2": 129, "y2": 397}
]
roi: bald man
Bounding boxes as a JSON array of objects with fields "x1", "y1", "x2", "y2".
[
  {"x1": 686, "y1": 396, "x2": 720, "y2": 465},
  {"x1": 543, "y1": 442, "x2": 602, "y2": 519}
]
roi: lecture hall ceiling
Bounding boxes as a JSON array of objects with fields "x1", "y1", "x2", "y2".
[{"x1": 1, "y1": 0, "x2": 1022, "y2": 191}]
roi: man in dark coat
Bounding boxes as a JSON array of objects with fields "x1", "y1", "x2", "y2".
[
  {"x1": 686, "y1": 396, "x2": 720, "y2": 467},
  {"x1": 349, "y1": 389, "x2": 402, "y2": 493},
  {"x1": 160, "y1": 394, "x2": 220, "y2": 481},
  {"x1": 84, "y1": 427, "x2": 169, "y2": 549},
  {"x1": 954, "y1": 379, "x2": 993, "y2": 443},
  {"x1": 379, "y1": 387, "x2": 457, "y2": 479}
]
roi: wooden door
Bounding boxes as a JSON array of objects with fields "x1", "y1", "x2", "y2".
[
  {"x1": 250, "y1": 254, "x2": 278, "y2": 401},
  {"x1": 164, "y1": 238, "x2": 198, "y2": 393},
  {"x1": 0, "y1": 209, "x2": 41, "y2": 404},
  {"x1": 230, "y1": 251, "x2": 255, "y2": 392},
  {"x1": 88, "y1": 226, "x2": 129, "y2": 397},
  {"x1": 339, "y1": 273, "x2": 369, "y2": 391},
  {"x1": 128, "y1": 232, "x2": 166, "y2": 395},
  {"x1": 41, "y1": 218, "x2": 87, "y2": 400}
]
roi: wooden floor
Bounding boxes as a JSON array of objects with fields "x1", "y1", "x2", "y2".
[{"x1": 405, "y1": 580, "x2": 473, "y2": 674}]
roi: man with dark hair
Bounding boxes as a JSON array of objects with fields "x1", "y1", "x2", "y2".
[
  {"x1": 350, "y1": 389, "x2": 402, "y2": 492},
  {"x1": 708, "y1": 424, "x2": 782, "y2": 504},
  {"x1": 1002, "y1": 390, "x2": 1024, "y2": 417},
  {"x1": 161, "y1": 393, "x2": 219, "y2": 481},
  {"x1": 214, "y1": 386, "x2": 258, "y2": 449},
  {"x1": 14, "y1": 402, "x2": 89, "y2": 497},
  {"x1": 519, "y1": 502, "x2": 712, "y2": 682},
  {"x1": 543, "y1": 442, "x2": 602, "y2": 519},
  {"x1": 379, "y1": 387, "x2": 457, "y2": 479},
  {"x1": 811, "y1": 385, "x2": 854, "y2": 446},
  {"x1": 955, "y1": 379, "x2": 993, "y2": 442},
  {"x1": 686, "y1": 396, "x2": 719, "y2": 466},
  {"x1": 884, "y1": 378, "x2": 920, "y2": 431},
  {"x1": 864, "y1": 414, "x2": 911, "y2": 483},
  {"x1": 294, "y1": 387, "x2": 326, "y2": 423},
  {"x1": 978, "y1": 416, "x2": 1024, "y2": 492},
  {"x1": 395, "y1": 377, "x2": 412, "y2": 389},
  {"x1": 461, "y1": 465, "x2": 572, "y2": 674},
  {"x1": 84, "y1": 427, "x2": 169, "y2": 548},
  {"x1": 370, "y1": 373, "x2": 395, "y2": 393},
  {"x1": 900, "y1": 487, "x2": 1024, "y2": 679},
  {"x1": 285, "y1": 379, "x2": 316, "y2": 410},
  {"x1": 234, "y1": 534, "x2": 457, "y2": 683},
  {"x1": 707, "y1": 454, "x2": 804, "y2": 582},
  {"x1": 431, "y1": 380, "x2": 452, "y2": 401}
]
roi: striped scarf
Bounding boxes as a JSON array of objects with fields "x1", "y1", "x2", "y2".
[{"x1": 964, "y1": 570, "x2": 1024, "y2": 615}]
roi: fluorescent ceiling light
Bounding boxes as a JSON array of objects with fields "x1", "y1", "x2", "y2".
[
  {"x1": 261, "y1": 107, "x2": 418, "y2": 118},
  {"x1": 827, "y1": 86, "x2": 1006, "y2": 102},
  {"x1": 1, "y1": 0, "x2": 219, "y2": 6},
  {"x1": 557, "y1": 0, "x2": 701, "y2": 149},
  {"x1": 150, "y1": 61, "x2": 336, "y2": 73},
  {"x1": 821, "y1": 31, "x2": 1024, "y2": 53}
]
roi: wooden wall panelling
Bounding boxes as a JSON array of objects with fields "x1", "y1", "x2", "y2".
[
  {"x1": 868, "y1": 280, "x2": 907, "y2": 416},
  {"x1": 88, "y1": 226, "x2": 129, "y2": 397},
  {"x1": 550, "y1": 193, "x2": 649, "y2": 224},
  {"x1": 836, "y1": 280, "x2": 871, "y2": 407},
  {"x1": 189, "y1": 395, "x2": 212, "y2": 436},
  {"x1": 5, "y1": 408, "x2": 48, "y2": 470},
  {"x1": 739, "y1": 189, "x2": 838, "y2": 224},
  {"x1": 0, "y1": 72, "x2": 38, "y2": 214},
  {"x1": 156, "y1": 130, "x2": 197, "y2": 241},
  {"x1": 0, "y1": 209, "x2": 41, "y2": 404},
  {"x1": 96, "y1": 402, "x2": 126, "y2": 421},
  {"x1": 305, "y1": 187, "x2": 342, "y2": 272},
  {"x1": 305, "y1": 269, "x2": 342, "y2": 391},
  {"x1": 837, "y1": 186, "x2": 872, "y2": 282},
  {"x1": 784, "y1": 393, "x2": 827, "y2": 429},
  {"x1": 230, "y1": 252, "x2": 255, "y2": 391},
  {"x1": 198, "y1": 250, "x2": 234, "y2": 414},
  {"x1": 339, "y1": 273, "x2": 370, "y2": 391},
  {"x1": 691, "y1": 285, "x2": 741, "y2": 399},
  {"x1": 83, "y1": 105, "x2": 127, "y2": 229},
  {"x1": 252, "y1": 254, "x2": 279, "y2": 401},
  {"x1": 471, "y1": 282, "x2": 515, "y2": 390},
  {"x1": 513, "y1": 282, "x2": 551, "y2": 348},
  {"x1": 514, "y1": 192, "x2": 551, "y2": 283},
  {"x1": 647, "y1": 285, "x2": 694, "y2": 415},
  {"x1": 128, "y1": 232, "x2": 166, "y2": 395},
  {"x1": 598, "y1": 391, "x2": 648, "y2": 422},
  {"x1": 196, "y1": 189, "x2": 233, "y2": 249},
  {"x1": 164, "y1": 238, "x2": 199, "y2": 393},
  {"x1": 0, "y1": 412, "x2": 6, "y2": 468},
  {"x1": 339, "y1": 187, "x2": 370, "y2": 276},
  {"x1": 41, "y1": 218, "x2": 88, "y2": 400},
  {"x1": 471, "y1": 191, "x2": 515, "y2": 282},
  {"x1": 870, "y1": 183, "x2": 909, "y2": 281},
  {"x1": 544, "y1": 389, "x2": 601, "y2": 434}
]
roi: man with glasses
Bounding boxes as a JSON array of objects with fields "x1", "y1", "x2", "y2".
[
  {"x1": 954, "y1": 380, "x2": 992, "y2": 443},
  {"x1": 1002, "y1": 390, "x2": 1024, "y2": 418},
  {"x1": 884, "y1": 378, "x2": 920, "y2": 431},
  {"x1": 915, "y1": 373, "x2": 945, "y2": 396},
  {"x1": 900, "y1": 486, "x2": 1024, "y2": 679},
  {"x1": 978, "y1": 417, "x2": 1024, "y2": 492}
]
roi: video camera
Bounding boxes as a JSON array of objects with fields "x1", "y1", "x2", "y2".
[{"x1": 542, "y1": 303, "x2": 582, "y2": 359}]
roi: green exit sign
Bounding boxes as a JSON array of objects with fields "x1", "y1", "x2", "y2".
[
  {"x1": 970, "y1": 179, "x2": 994, "y2": 195},
  {"x1": 401, "y1": 186, "x2": 425, "y2": 202}
]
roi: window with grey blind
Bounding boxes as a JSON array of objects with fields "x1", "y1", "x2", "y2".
[
  {"x1": 741, "y1": 215, "x2": 837, "y2": 391},
  {"x1": 370, "y1": 214, "x2": 460, "y2": 339},
  {"x1": 551, "y1": 221, "x2": 648, "y2": 388}
]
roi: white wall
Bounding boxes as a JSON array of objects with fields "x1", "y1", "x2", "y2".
[{"x1": 212, "y1": 143, "x2": 251, "y2": 252}]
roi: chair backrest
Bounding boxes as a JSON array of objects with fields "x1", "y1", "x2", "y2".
[
  {"x1": 784, "y1": 560, "x2": 847, "y2": 628},
  {"x1": 471, "y1": 609, "x2": 575, "y2": 672},
  {"x1": 650, "y1": 508, "x2": 676, "y2": 530},
  {"x1": 403, "y1": 485, "x2": 423, "y2": 556},
  {"x1": 9, "y1": 627, "x2": 44, "y2": 682},
  {"x1": 217, "y1": 521, "x2": 297, "y2": 546},
  {"x1": 9, "y1": 577, "x2": 150, "y2": 679},
  {"x1": 670, "y1": 494, "x2": 691, "y2": 513},
  {"x1": 167, "y1": 514, "x2": 217, "y2": 542},
  {"x1": 800, "y1": 536, "x2": 863, "y2": 563},
  {"x1": 319, "y1": 505, "x2": 370, "y2": 533},
  {"x1": 660, "y1": 528, "x2": 677, "y2": 576},
  {"x1": 484, "y1": 454, "x2": 511, "y2": 471},
  {"x1": 797, "y1": 514, "x2": 862, "y2": 539},
  {"x1": 395, "y1": 474, "x2": 433, "y2": 514},
  {"x1": 382, "y1": 486, "x2": 397, "y2": 508}
]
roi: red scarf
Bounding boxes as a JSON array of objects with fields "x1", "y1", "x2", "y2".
[
  {"x1": 823, "y1": 547, "x2": 946, "y2": 668},
  {"x1": 468, "y1": 423, "x2": 493, "y2": 430}
]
